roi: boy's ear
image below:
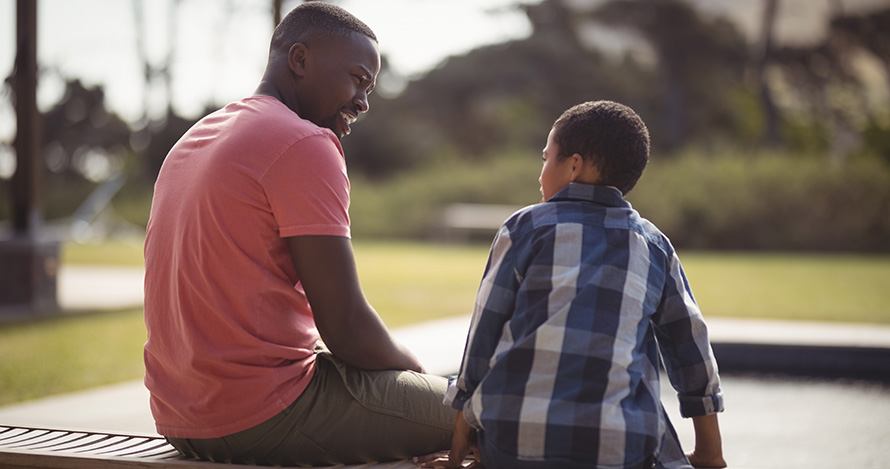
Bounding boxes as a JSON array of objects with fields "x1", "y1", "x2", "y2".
[
  {"x1": 288, "y1": 43, "x2": 308, "y2": 77},
  {"x1": 569, "y1": 154, "x2": 602, "y2": 184},
  {"x1": 569, "y1": 153, "x2": 584, "y2": 181}
]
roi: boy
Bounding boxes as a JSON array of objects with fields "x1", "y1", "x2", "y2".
[{"x1": 418, "y1": 101, "x2": 725, "y2": 468}]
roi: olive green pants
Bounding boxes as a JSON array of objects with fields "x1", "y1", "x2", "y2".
[{"x1": 167, "y1": 351, "x2": 456, "y2": 467}]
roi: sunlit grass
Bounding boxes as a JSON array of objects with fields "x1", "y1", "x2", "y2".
[
  {"x1": 61, "y1": 238, "x2": 145, "y2": 266},
  {"x1": 354, "y1": 241, "x2": 489, "y2": 327},
  {"x1": 681, "y1": 251, "x2": 890, "y2": 324},
  {"x1": 55, "y1": 240, "x2": 890, "y2": 326},
  {"x1": 0, "y1": 309, "x2": 146, "y2": 406}
]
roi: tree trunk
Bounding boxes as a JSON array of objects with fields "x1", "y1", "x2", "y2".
[{"x1": 757, "y1": 0, "x2": 781, "y2": 147}]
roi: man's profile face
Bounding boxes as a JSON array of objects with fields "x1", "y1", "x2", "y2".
[{"x1": 297, "y1": 32, "x2": 380, "y2": 138}]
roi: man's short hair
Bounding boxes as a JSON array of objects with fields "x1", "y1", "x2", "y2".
[
  {"x1": 553, "y1": 100, "x2": 650, "y2": 195},
  {"x1": 270, "y1": 2, "x2": 377, "y2": 54}
]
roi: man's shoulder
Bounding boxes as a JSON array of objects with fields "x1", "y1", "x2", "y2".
[
  {"x1": 204, "y1": 96, "x2": 343, "y2": 163},
  {"x1": 232, "y1": 96, "x2": 336, "y2": 141}
]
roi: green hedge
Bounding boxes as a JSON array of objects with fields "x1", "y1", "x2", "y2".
[
  {"x1": 629, "y1": 152, "x2": 890, "y2": 251},
  {"x1": 351, "y1": 151, "x2": 890, "y2": 252}
]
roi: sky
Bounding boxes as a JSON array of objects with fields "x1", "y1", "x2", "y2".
[{"x1": 1, "y1": 0, "x2": 888, "y2": 144}]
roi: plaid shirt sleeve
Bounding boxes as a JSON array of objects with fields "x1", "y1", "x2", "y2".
[
  {"x1": 652, "y1": 249, "x2": 724, "y2": 418},
  {"x1": 445, "y1": 222, "x2": 518, "y2": 418}
]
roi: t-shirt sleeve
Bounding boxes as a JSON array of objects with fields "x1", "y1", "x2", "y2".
[{"x1": 263, "y1": 133, "x2": 351, "y2": 238}]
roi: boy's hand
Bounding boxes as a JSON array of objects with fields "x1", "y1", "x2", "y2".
[
  {"x1": 687, "y1": 450, "x2": 727, "y2": 468},
  {"x1": 413, "y1": 450, "x2": 481, "y2": 468},
  {"x1": 413, "y1": 411, "x2": 481, "y2": 468},
  {"x1": 688, "y1": 414, "x2": 726, "y2": 468}
]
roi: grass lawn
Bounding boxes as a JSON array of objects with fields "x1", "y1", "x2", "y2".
[
  {"x1": 0, "y1": 309, "x2": 146, "y2": 406},
  {"x1": 60, "y1": 237, "x2": 145, "y2": 266},
  {"x1": 680, "y1": 251, "x2": 890, "y2": 323},
  {"x1": 1, "y1": 240, "x2": 888, "y2": 406}
]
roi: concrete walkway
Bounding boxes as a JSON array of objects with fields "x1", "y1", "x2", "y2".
[
  {"x1": 57, "y1": 265, "x2": 145, "y2": 311},
  {"x1": 3, "y1": 265, "x2": 890, "y2": 468}
]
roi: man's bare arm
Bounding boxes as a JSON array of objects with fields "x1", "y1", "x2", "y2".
[{"x1": 287, "y1": 235, "x2": 424, "y2": 372}]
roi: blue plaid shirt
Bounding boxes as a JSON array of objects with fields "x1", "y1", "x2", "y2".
[{"x1": 446, "y1": 183, "x2": 723, "y2": 468}]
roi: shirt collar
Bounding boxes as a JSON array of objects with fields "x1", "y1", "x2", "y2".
[{"x1": 547, "y1": 182, "x2": 629, "y2": 208}]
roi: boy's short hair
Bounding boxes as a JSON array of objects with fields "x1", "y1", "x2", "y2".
[
  {"x1": 552, "y1": 100, "x2": 650, "y2": 195},
  {"x1": 270, "y1": 2, "x2": 377, "y2": 54}
]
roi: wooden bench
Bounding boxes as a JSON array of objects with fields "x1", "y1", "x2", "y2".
[
  {"x1": 433, "y1": 204, "x2": 521, "y2": 242},
  {"x1": 0, "y1": 425, "x2": 423, "y2": 469}
]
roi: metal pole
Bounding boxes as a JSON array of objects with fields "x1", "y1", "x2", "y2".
[
  {"x1": 1, "y1": 0, "x2": 59, "y2": 317},
  {"x1": 273, "y1": 0, "x2": 283, "y2": 28},
  {"x1": 11, "y1": 0, "x2": 42, "y2": 235}
]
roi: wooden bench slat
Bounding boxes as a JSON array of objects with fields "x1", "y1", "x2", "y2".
[
  {"x1": 67, "y1": 435, "x2": 130, "y2": 453},
  {"x1": 0, "y1": 425, "x2": 442, "y2": 468},
  {"x1": 26, "y1": 434, "x2": 108, "y2": 452},
  {"x1": 98, "y1": 440, "x2": 171, "y2": 457},
  {"x1": 1, "y1": 429, "x2": 55, "y2": 446},
  {"x1": 6, "y1": 431, "x2": 73, "y2": 449},
  {"x1": 83, "y1": 436, "x2": 149, "y2": 454},
  {"x1": 25, "y1": 432, "x2": 91, "y2": 451},
  {"x1": 0, "y1": 427, "x2": 34, "y2": 443}
]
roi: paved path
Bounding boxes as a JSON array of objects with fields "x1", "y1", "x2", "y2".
[
  {"x1": 57, "y1": 265, "x2": 145, "y2": 311},
  {"x1": 3, "y1": 265, "x2": 890, "y2": 468}
]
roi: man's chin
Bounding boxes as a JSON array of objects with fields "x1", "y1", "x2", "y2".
[{"x1": 322, "y1": 121, "x2": 350, "y2": 139}]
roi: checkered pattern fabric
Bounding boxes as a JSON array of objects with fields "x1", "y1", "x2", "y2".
[{"x1": 446, "y1": 183, "x2": 723, "y2": 468}]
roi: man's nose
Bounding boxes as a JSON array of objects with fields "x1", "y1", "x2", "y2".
[{"x1": 355, "y1": 91, "x2": 370, "y2": 113}]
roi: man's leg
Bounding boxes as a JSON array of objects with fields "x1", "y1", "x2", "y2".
[
  {"x1": 199, "y1": 351, "x2": 455, "y2": 466},
  {"x1": 305, "y1": 351, "x2": 456, "y2": 462}
]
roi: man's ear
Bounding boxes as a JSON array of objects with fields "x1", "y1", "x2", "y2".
[{"x1": 288, "y1": 43, "x2": 308, "y2": 77}]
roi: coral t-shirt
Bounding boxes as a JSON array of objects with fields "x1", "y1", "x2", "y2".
[{"x1": 143, "y1": 95, "x2": 350, "y2": 439}]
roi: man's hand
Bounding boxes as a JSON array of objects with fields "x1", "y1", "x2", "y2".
[
  {"x1": 287, "y1": 235, "x2": 424, "y2": 372},
  {"x1": 414, "y1": 411, "x2": 481, "y2": 468}
]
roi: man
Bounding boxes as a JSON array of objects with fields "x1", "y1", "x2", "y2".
[{"x1": 143, "y1": 3, "x2": 454, "y2": 466}]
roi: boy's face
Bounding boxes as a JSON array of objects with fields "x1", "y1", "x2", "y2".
[{"x1": 539, "y1": 127, "x2": 575, "y2": 202}]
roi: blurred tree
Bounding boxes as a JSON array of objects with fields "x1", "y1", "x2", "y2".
[
  {"x1": 344, "y1": 0, "x2": 659, "y2": 178},
  {"x1": 831, "y1": 7, "x2": 890, "y2": 91},
  {"x1": 0, "y1": 75, "x2": 136, "y2": 220},
  {"x1": 755, "y1": 0, "x2": 782, "y2": 147},
  {"x1": 767, "y1": 6, "x2": 890, "y2": 161},
  {"x1": 588, "y1": 0, "x2": 749, "y2": 150},
  {"x1": 828, "y1": 6, "x2": 890, "y2": 162},
  {"x1": 344, "y1": 0, "x2": 761, "y2": 180},
  {"x1": 41, "y1": 79, "x2": 133, "y2": 183}
]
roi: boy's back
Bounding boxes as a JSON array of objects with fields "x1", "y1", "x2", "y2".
[
  {"x1": 425, "y1": 101, "x2": 725, "y2": 469},
  {"x1": 449, "y1": 183, "x2": 721, "y2": 468}
]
